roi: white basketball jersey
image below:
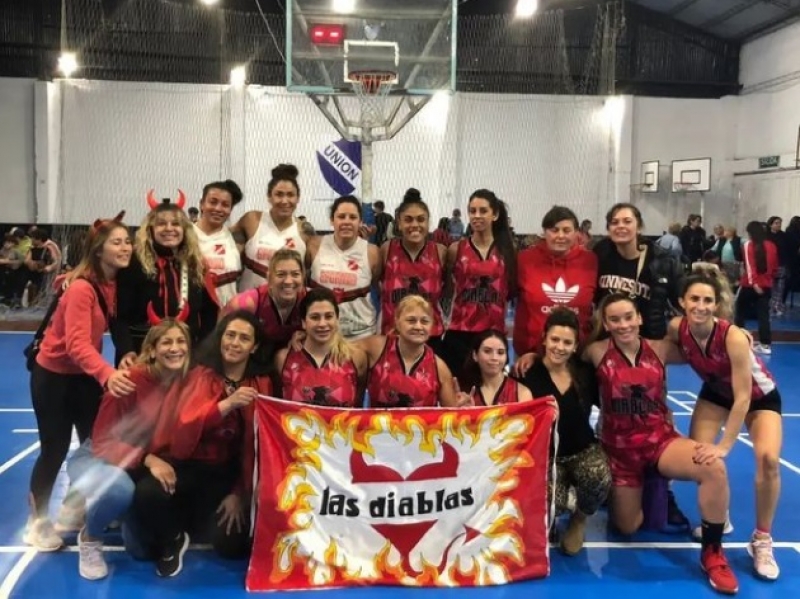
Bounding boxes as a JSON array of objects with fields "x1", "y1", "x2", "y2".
[
  {"x1": 311, "y1": 235, "x2": 376, "y2": 340},
  {"x1": 240, "y1": 212, "x2": 306, "y2": 291},
  {"x1": 194, "y1": 225, "x2": 241, "y2": 307}
]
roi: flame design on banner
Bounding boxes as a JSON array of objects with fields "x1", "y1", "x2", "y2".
[{"x1": 247, "y1": 399, "x2": 557, "y2": 590}]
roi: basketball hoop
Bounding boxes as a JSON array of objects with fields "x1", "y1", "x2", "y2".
[
  {"x1": 673, "y1": 183, "x2": 698, "y2": 193},
  {"x1": 349, "y1": 70, "x2": 396, "y2": 95},
  {"x1": 348, "y1": 70, "x2": 397, "y2": 129}
]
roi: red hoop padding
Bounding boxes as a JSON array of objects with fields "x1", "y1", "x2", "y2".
[{"x1": 349, "y1": 70, "x2": 396, "y2": 94}]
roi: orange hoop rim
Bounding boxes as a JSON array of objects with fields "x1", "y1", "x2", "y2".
[{"x1": 348, "y1": 70, "x2": 397, "y2": 94}]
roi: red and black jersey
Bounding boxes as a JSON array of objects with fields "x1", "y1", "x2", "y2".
[
  {"x1": 472, "y1": 377, "x2": 521, "y2": 406},
  {"x1": 513, "y1": 242, "x2": 597, "y2": 355},
  {"x1": 281, "y1": 348, "x2": 361, "y2": 408},
  {"x1": 254, "y1": 286, "x2": 303, "y2": 347},
  {"x1": 367, "y1": 337, "x2": 440, "y2": 408},
  {"x1": 678, "y1": 317, "x2": 776, "y2": 402},
  {"x1": 380, "y1": 240, "x2": 444, "y2": 336},
  {"x1": 449, "y1": 239, "x2": 507, "y2": 333},
  {"x1": 596, "y1": 339, "x2": 674, "y2": 450}
]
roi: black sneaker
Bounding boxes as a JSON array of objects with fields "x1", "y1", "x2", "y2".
[
  {"x1": 664, "y1": 489, "x2": 690, "y2": 533},
  {"x1": 156, "y1": 532, "x2": 189, "y2": 578}
]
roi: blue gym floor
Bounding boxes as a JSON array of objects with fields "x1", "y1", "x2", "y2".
[{"x1": 0, "y1": 332, "x2": 798, "y2": 598}]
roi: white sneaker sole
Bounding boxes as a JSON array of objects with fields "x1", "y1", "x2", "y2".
[{"x1": 747, "y1": 544, "x2": 780, "y2": 581}]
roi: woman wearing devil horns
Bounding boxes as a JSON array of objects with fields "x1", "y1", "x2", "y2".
[{"x1": 112, "y1": 192, "x2": 218, "y2": 367}]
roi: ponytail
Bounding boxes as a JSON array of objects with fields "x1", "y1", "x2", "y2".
[{"x1": 685, "y1": 264, "x2": 734, "y2": 320}]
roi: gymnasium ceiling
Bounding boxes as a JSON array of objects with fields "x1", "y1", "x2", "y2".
[
  {"x1": 625, "y1": 0, "x2": 800, "y2": 40},
  {"x1": 13, "y1": 1, "x2": 800, "y2": 43}
]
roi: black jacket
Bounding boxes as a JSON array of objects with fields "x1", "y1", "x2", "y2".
[{"x1": 593, "y1": 237, "x2": 684, "y2": 340}]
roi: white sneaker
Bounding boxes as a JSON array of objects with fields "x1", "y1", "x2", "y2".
[
  {"x1": 748, "y1": 534, "x2": 779, "y2": 580},
  {"x1": 691, "y1": 516, "x2": 734, "y2": 542},
  {"x1": 23, "y1": 518, "x2": 64, "y2": 552},
  {"x1": 754, "y1": 343, "x2": 772, "y2": 355},
  {"x1": 78, "y1": 528, "x2": 108, "y2": 580}
]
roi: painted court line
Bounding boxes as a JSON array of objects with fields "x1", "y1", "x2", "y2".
[
  {"x1": 0, "y1": 542, "x2": 798, "y2": 554},
  {"x1": 0, "y1": 410, "x2": 33, "y2": 413},
  {"x1": 11, "y1": 430, "x2": 37, "y2": 434},
  {"x1": 667, "y1": 395, "x2": 800, "y2": 476},
  {"x1": 0, "y1": 442, "x2": 40, "y2": 476},
  {"x1": 0, "y1": 549, "x2": 36, "y2": 599}
]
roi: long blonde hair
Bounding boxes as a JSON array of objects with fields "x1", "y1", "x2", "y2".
[
  {"x1": 137, "y1": 319, "x2": 192, "y2": 378},
  {"x1": 300, "y1": 288, "x2": 351, "y2": 365},
  {"x1": 135, "y1": 206, "x2": 205, "y2": 287}
]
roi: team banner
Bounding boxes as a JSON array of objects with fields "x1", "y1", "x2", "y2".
[{"x1": 246, "y1": 397, "x2": 558, "y2": 591}]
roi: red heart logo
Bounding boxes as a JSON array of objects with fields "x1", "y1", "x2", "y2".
[{"x1": 349, "y1": 444, "x2": 460, "y2": 571}]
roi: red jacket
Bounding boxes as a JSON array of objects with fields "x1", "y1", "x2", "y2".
[
  {"x1": 169, "y1": 366, "x2": 272, "y2": 496},
  {"x1": 37, "y1": 277, "x2": 116, "y2": 386},
  {"x1": 513, "y1": 242, "x2": 597, "y2": 355},
  {"x1": 740, "y1": 239, "x2": 778, "y2": 289},
  {"x1": 91, "y1": 364, "x2": 183, "y2": 469}
]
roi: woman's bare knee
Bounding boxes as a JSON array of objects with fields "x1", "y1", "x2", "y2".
[{"x1": 756, "y1": 452, "x2": 780, "y2": 481}]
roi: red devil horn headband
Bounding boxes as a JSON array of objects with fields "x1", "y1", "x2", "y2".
[
  {"x1": 91, "y1": 210, "x2": 127, "y2": 233},
  {"x1": 146, "y1": 189, "x2": 186, "y2": 211}
]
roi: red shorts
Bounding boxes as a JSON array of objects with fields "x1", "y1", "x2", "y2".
[{"x1": 602, "y1": 430, "x2": 681, "y2": 488}]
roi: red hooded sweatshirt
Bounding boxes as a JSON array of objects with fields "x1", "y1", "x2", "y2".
[
  {"x1": 740, "y1": 239, "x2": 778, "y2": 289},
  {"x1": 513, "y1": 242, "x2": 598, "y2": 355}
]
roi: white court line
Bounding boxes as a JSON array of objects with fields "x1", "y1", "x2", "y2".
[
  {"x1": 0, "y1": 549, "x2": 36, "y2": 599},
  {"x1": 0, "y1": 544, "x2": 212, "y2": 553},
  {"x1": 0, "y1": 410, "x2": 33, "y2": 413},
  {"x1": 0, "y1": 442, "x2": 40, "y2": 476},
  {"x1": 667, "y1": 395, "x2": 800, "y2": 476},
  {"x1": 0, "y1": 542, "x2": 796, "y2": 553},
  {"x1": 11, "y1": 430, "x2": 37, "y2": 434}
]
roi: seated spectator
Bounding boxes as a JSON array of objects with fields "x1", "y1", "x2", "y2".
[
  {"x1": 23, "y1": 229, "x2": 62, "y2": 305},
  {"x1": 0, "y1": 233, "x2": 25, "y2": 306}
]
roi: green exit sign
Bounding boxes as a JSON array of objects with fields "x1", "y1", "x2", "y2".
[{"x1": 759, "y1": 155, "x2": 780, "y2": 169}]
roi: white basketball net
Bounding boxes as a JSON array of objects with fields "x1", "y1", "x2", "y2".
[{"x1": 350, "y1": 72, "x2": 396, "y2": 129}]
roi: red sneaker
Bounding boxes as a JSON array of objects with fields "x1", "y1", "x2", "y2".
[{"x1": 701, "y1": 545, "x2": 739, "y2": 595}]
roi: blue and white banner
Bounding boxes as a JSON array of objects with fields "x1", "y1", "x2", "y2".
[{"x1": 317, "y1": 139, "x2": 362, "y2": 196}]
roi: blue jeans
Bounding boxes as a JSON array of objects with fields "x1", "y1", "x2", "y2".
[{"x1": 66, "y1": 441, "x2": 135, "y2": 538}]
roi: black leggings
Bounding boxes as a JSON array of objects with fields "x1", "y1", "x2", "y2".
[
  {"x1": 734, "y1": 286, "x2": 772, "y2": 346},
  {"x1": 133, "y1": 460, "x2": 250, "y2": 559},
  {"x1": 29, "y1": 364, "x2": 103, "y2": 518}
]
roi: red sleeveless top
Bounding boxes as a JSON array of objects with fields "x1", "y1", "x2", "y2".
[
  {"x1": 472, "y1": 377, "x2": 521, "y2": 406},
  {"x1": 678, "y1": 318, "x2": 776, "y2": 401},
  {"x1": 380, "y1": 240, "x2": 444, "y2": 336},
  {"x1": 281, "y1": 348, "x2": 361, "y2": 408},
  {"x1": 449, "y1": 239, "x2": 507, "y2": 333},
  {"x1": 367, "y1": 337, "x2": 441, "y2": 408},
  {"x1": 596, "y1": 339, "x2": 674, "y2": 450}
]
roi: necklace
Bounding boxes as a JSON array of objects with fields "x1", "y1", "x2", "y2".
[{"x1": 223, "y1": 375, "x2": 242, "y2": 397}]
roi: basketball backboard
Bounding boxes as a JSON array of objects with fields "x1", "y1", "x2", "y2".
[
  {"x1": 640, "y1": 160, "x2": 659, "y2": 193},
  {"x1": 671, "y1": 158, "x2": 711, "y2": 192},
  {"x1": 286, "y1": 0, "x2": 457, "y2": 95}
]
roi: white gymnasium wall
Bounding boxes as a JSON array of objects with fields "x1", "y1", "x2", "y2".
[
  {"x1": 4, "y1": 24, "x2": 799, "y2": 235},
  {"x1": 0, "y1": 78, "x2": 36, "y2": 223},
  {"x1": 629, "y1": 96, "x2": 736, "y2": 235},
  {"x1": 1, "y1": 78, "x2": 619, "y2": 234},
  {"x1": 733, "y1": 20, "x2": 800, "y2": 226}
]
